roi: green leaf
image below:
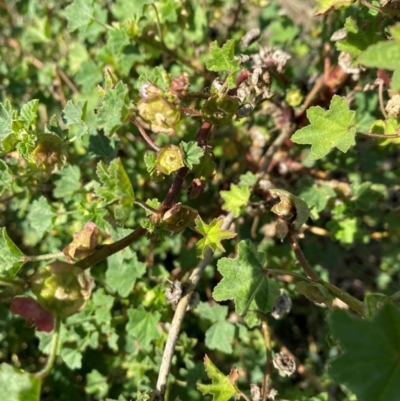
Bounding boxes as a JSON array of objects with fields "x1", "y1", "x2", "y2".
[
  {"x1": 213, "y1": 240, "x2": 280, "y2": 316},
  {"x1": 298, "y1": 183, "x2": 336, "y2": 218},
  {"x1": 197, "y1": 355, "x2": 240, "y2": 401},
  {"x1": 19, "y1": 99, "x2": 39, "y2": 128},
  {"x1": 0, "y1": 363, "x2": 41, "y2": 401},
  {"x1": 220, "y1": 184, "x2": 250, "y2": 218},
  {"x1": 88, "y1": 131, "x2": 118, "y2": 160},
  {"x1": 135, "y1": 66, "x2": 171, "y2": 92},
  {"x1": 126, "y1": 306, "x2": 161, "y2": 348},
  {"x1": 194, "y1": 216, "x2": 237, "y2": 258},
  {"x1": 197, "y1": 302, "x2": 229, "y2": 322},
  {"x1": 0, "y1": 159, "x2": 13, "y2": 196},
  {"x1": 85, "y1": 370, "x2": 109, "y2": 398},
  {"x1": 96, "y1": 81, "x2": 129, "y2": 136},
  {"x1": 328, "y1": 302, "x2": 400, "y2": 401},
  {"x1": 95, "y1": 158, "x2": 135, "y2": 223},
  {"x1": 106, "y1": 252, "x2": 146, "y2": 297},
  {"x1": 144, "y1": 151, "x2": 157, "y2": 173},
  {"x1": 0, "y1": 100, "x2": 14, "y2": 145},
  {"x1": 180, "y1": 141, "x2": 204, "y2": 169},
  {"x1": 157, "y1": 0, "x2": 180, "y2": 23},
  {"x1": 0, "y1": 228, "x2": 25, "y2": 276},
  {"x1": 336, "y1": 17, "x2": 381, "y2": 59},
  {"x1": 26, "y1": 196, "x2": 56, "y2": 239},
  {"x1": 205, "y1": 321, "x2": 235, "y2": 354},
  {"x1": 205, "y1": 40, "x2": 240, "y2": 88},
  {"x1": 61, "y1": 347, "x2": 82, "y2": 370},
  {"x1": 16, "y1": 134, "x2": 36, "y2": 158},
  {"x1": 62, "y1": 100, "x2": 89, "y2": 139},
  {"x1": 359, "y1": 25, "x2": 400, "y2": 91},
  {"x1": 53, "y1": 165, "x2": 82, "y2": 202},
  {"x1": 107, "y1": 27, "x2": 130, "y2": 54},
  {"x1": 238, "y1": 172, "x2": 257, "y2": 188},
  {"x1": 92, "y1": 289, "x2": 114, "y2": 324},
  {"x1": 112, "y1": 0, "x2": 153, "y2": 20},
  {"x1": 291, "y1": 95, "x2": 356, "y2": 160},
  {"x1": 314, "y1": 0, "x2": 355, "y2": 16},
  {"x1": 75, "y1": 60, "x2": 103, "y2": 93},
  {"x1": 328, "y1": 217, "x2": 358, "y2": 244},
  {"x1": 64, "y1": 0, "x2": 95, "y2": 32}
]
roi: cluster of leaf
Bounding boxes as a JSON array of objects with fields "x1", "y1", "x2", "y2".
[{"x1": 2, "y1": 0, "x2": 400, "y2": 401}]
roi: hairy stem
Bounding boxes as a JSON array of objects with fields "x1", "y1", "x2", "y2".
[
  {"x1": 130, "y1": 117, "x2": 160, "y2": 152},
  {"x1": 288, "y1": 228, "x2": 363, "y2": 316},
  {"x1": 356, "y1": 130, "x2": 400, "y2": 139},
  {"x1": 35, "y1": 316, "x2": 61, "y2": 380},
  {"x1": 23, "y1": 252, "x2": 65, "y2": 263},
  {"x1": 287, "y1": 229, "x2": 320, "y2": 281}
]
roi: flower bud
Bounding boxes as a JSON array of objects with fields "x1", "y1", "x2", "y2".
[
  {"x1": 30, "y1": 261, "x2": 92, "y2": 318},
  {"x1": 162, "y1": 203, "x2": 198, "y2": 233},
  {"x1": 156, "y1": 145, "x2": 185, "y2": 175},
  {"x1": 285, "y1": 88, "x2": 303, "y2": 107},
  {"x1": 201, "y1": 94, "x2": 239, "y2": 125},
  {"x1": 137, "y1": 85, "x2": 181, "y2": 134},
  {"x1": 29, "y1": 133, "x2": 66, "y2": 174}
]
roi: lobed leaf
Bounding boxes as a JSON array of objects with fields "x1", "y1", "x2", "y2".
[
  {"x1": 213, "y1": 240, "x2": 280, "y2": 316},
  {"x1": 291, "y1": 95, "x2": 356, "y2": 160},
  {"x1": 194, "y1": 217, "x2": 237, "y2": 258},
  {"x1": 197, "y1": 355, "x2": 240, "y2": 401}
]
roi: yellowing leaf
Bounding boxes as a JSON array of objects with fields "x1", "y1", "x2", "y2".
[
  {"x1": 197, "y1": 355, "x2": 240, "y2": 401},
  {"x1": 194, "y1": 216, "x2": 237, "y2": 258},
  {"x1": 314, "y1": 0, "x2": 355, "y2": 16},
  {"x1": 291, "y1": 95, "x2": 356, "y2": 160},
  {"x1": 220, "y1": 184, "x2": 250, "y2": 218}
]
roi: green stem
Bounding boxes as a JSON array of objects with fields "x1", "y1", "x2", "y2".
[
  {"x1": 134, "y1": 197, "x2": 161, "y2": 215},
  {"x1": 24, "y1": 252, "x2": 65, "y2": 262},
  {"x1": 390, "y1": 291, "x2": 400, "y2": 301},
  {"x1": 35, "y1": 316, "x2": 61, "y2": 380},
  {"x1": 0, "y1": 276, "x2": 25, "y2": 287},
  {"x1": 150, "y1": 3, "x2": 164, "y2": 46},
  {"x1": 266, "y1": 268, "x2": 316, "y2": 283},
  {"x1": 287, "y1": 228, "x2": 363, "y2": 316},
  {"x1": 319, "y1": 281, "x2": 363, "y2": 316}
]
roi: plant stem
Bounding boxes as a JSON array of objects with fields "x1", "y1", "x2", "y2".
[
  {"x1": 320, "y1": 281, "x2": 363, "y2": 316},
  {"x1": 75, "y1": 226, "x2": 147, "y2": 269},
  {"x1": 260, "y1": 315, "x2": 272, "y2": 401},
  {"x1": 130, "y1": 117, "x2": 160, "y2": 151},
  {"x1": 150, "y1": 3, "x2": 164, "y2": 46},
  {"x1": 287, "y1": 229, "x2": 320, "y2": 281},
  {"x1": 155, "y1": 213, "x2": 234, "y2": 400},
  {"x1": 159, "y1": 121, "x2": 212, "y2": 211},
  {"x1": 35, "y1": 316, "x2": 61, "y2": 380},
  {"x1": 377, "y1": 77, "x2": 388, "y2": 119},
  {"x1": 287, "y1": 228, "x2": 364, "y2": 316},
  {"x1": 0, "y1": 277, "x2": 26, "y2": 294},
  {"x1": 23, "y1": 252, "x2": 65, "y2": 262},
  {"x1": 265, "y1": 268, "x2": 316, "y2": 283},
  {"x1": 356, "y1": 130, "x2": 400, "y2": 139},
  {"x1": 134, "y1": 197, "x2": 161, "y2": 215}
]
